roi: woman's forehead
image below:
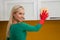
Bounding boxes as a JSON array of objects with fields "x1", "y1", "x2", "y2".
[{"x1": 17, "y1": 8, "x2": 25, "y2": 13}]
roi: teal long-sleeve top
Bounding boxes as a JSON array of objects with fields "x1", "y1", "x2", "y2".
[{"x1": 8, "y1": 22, "x2": 42, "y2": 40}]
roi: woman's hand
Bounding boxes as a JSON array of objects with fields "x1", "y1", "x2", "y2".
[{"x1": 39, "y1": 10, "x2": 48, "y2": 24}]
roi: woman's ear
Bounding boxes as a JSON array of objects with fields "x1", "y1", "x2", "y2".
[
  {"x1": 12, "y1": 13, "x2": 14, "y2": 17},
  {"x1": 13, "y1": 12, "x2": 16, "y2": 16},
  {"x1": 13, "y1": 13, "x2": 16, "y2": 18}
]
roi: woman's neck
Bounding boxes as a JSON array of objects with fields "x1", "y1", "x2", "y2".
[{"x1": 12, "y1": 19, "x2": 18, "y2": 24}]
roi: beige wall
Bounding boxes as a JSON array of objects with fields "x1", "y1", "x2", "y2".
[{"x1": 0, "y1": 20, "x2": 60, "y2": 40}]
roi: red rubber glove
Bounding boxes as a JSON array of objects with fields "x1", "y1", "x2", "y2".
[{"x1": 39, "y1": 10, "x2": 48, "y2": 24}]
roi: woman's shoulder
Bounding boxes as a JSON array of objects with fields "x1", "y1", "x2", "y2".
[
  {"x1": 18, "y1": 22, "x2": 28, "y2": 28},
  {"x1": 10, "y1": 22, "x2": 26, "y2": 30},
  {"x1": 10, "y1": 22, "x2": 27, "y2": 29},
  {"x1": 10, "y1": 22, "x2": 23, "y2": 26},
  {"x1": 18, "y1": 22, "x2": 27, "y2": 25},
  {"x1": 10, "y1": 22, "x2": 26, "y2": 27}
]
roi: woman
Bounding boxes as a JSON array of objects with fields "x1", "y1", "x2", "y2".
[{"x1": 6, "y1": 5, "x2": 48, "y2": 40}]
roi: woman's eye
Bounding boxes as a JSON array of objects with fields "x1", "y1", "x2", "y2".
[
  {"x1": 19, "y1": 13, "x2": 22, "y2": 15},
  {"x1": 19, "y1": 13, "x2": 24, "y2": 15}
]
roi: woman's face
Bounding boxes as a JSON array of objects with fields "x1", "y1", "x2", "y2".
[{"x1": 13, "y1": 8, "x2": 25, "y2": 22}]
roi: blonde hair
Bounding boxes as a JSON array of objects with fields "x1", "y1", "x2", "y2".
[{"x1": 6, "y1": 5, "x2": 24, "y2": 38}]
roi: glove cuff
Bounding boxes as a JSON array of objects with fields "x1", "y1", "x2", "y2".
[{"x1": 39, "y1": 20, "x2": 45, "y2": 25}]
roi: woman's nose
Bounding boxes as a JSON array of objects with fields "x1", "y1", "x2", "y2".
[
  {"x1": 21, "y1": 15, "x2": 24, "y2": 18},
  {"x1": 21, "y1": 15, "x2": 24, "y2": 17}
]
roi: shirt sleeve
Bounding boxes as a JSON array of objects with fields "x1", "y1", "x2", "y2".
[{"x1": 22, "y1": 22, "x2": 42, "y2": 32}]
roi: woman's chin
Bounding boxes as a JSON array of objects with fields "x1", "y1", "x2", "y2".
[{"x1": 19, "y1": 20, "x2": 24, "y2": 22}]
